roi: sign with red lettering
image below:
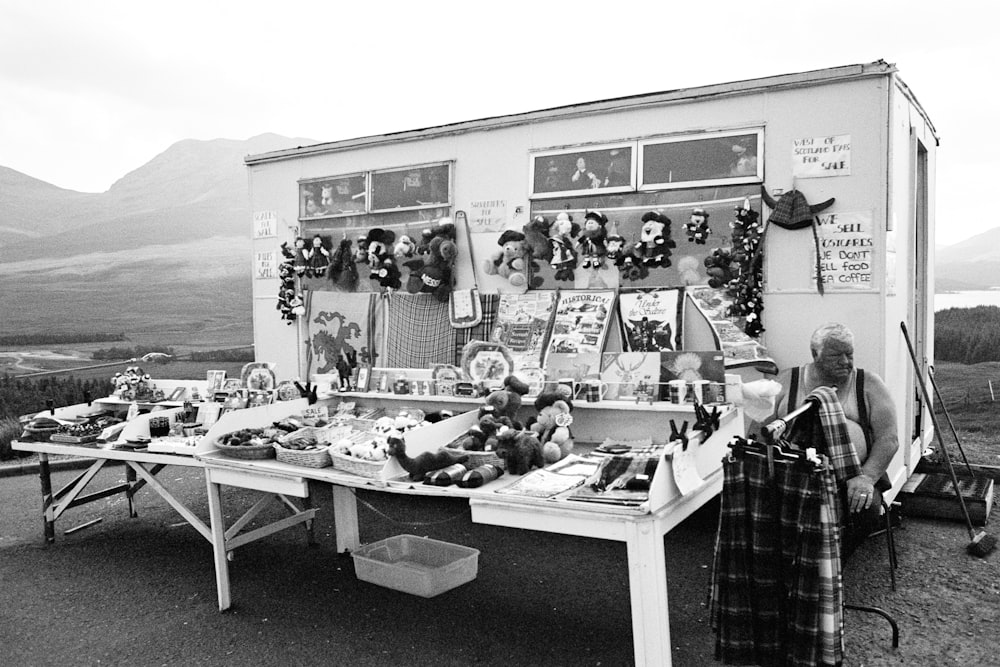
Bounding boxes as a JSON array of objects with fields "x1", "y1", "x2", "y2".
[
  {"x1": 792, "y1": 134, "x2": 851, "y2": 178},
  {"x1": 812, "y1": 211, "x2": 874, "y2": 290}
]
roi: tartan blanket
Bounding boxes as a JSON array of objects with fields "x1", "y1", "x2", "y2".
[
  {"x1": 804, "y1": 386, "x2": 862, "y2": 486},
  {"x1": 711, "y1": 443, "x2": 844, "y2": 666},
  {"x1": 384, "y1": 292, "x2": 453, "y2": 368},
  {"x1": 453, "y1": 293, "x2": 499, "y2": 366}
]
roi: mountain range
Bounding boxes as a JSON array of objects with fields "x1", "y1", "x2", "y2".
[
  {"x1": 0, "y1": 134, "x2": 315, "y2": 348},
  {"x1": 0, "y1": 136, "x2": 992, "y2": 347}
]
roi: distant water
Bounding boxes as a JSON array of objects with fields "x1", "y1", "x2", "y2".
[{"x1": 934, "y1": 290, "x2": 1000, "y2": 311}]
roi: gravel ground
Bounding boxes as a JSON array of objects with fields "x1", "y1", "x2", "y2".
[{"x1": 0, "y1": 459, "x2": 997, "y2": 666}]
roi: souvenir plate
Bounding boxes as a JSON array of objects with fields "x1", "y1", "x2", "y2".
[
  {"x1": 241, "y1": 362, "x2": 276, "y2": 391},
  {"x1": 460, "y1": 341, "x2": 514, "y2": 384}
]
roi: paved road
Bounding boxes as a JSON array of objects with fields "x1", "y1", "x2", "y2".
[{"x1": 0, "y1": 465, "x2": 724, "y2": 666}]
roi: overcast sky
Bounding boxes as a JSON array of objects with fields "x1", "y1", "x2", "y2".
[{"x1": 0, "y1": 1, "x2": 992, "y2": 244}]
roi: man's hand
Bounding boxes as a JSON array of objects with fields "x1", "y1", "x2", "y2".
[{"x1": 846, "y1": 473, "x2": 876, "y2": 513}]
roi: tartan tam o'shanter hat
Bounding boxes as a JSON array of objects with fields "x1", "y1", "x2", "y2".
[
  {"x1": 761, "y1": 186, "x2": 836, "y2": 293},
  {"x1": 760, "y1": 187, "x2": 835, "y2": 230}
]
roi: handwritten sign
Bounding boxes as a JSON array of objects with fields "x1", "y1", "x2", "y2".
[
  {"x1": 812, "y1": 211, "x2": 874, "y2": 290},
  {"x1": 255, "y1": 251, "x2": 277, "y2": 279},
  {"x1": 253, "y1": 211, "x2": 278, "y2": 238},
  {"x1": 469, "y1": 199, "x2": 506, "y2": 232},
  {"x1": 792, "y1": 134, "x2": 851, "y2": 178}
]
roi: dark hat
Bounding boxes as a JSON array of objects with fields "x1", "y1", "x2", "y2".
[
  {"x1": 497, "y1": 229, "x2": 526, "y2": 246},
  {"x1": 584, "y1": 209, "x2": 607, "y2": 224},
  {"x1": 761, "y1": 187, "x2": 835, "y2": 230}
]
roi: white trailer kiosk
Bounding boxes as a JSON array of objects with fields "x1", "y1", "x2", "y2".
[{"x1": 245, "y1": 59, "x2": 936, "y2": 498}]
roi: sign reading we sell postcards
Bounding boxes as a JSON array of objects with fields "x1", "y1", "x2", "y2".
[
  {"x1": 792, "y1": 134, "x2": 851, "y2": 178},
  {"x1": 812, "y1": 211, "x2": 874, "y2": 291}
]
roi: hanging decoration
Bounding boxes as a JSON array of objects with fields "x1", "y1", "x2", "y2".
[
  {"x1": 727, "y1": 198, "x2": 766, "y2": 336},
  {"x1": 276, "y1": 241, "x2": 306, "y2": 324}
]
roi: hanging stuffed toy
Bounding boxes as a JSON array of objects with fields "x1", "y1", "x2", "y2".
[
  {"x1": 637, "y1": 211, "x2": 675, "y2": 268},
  {"x1": 484, "y1": 229, "x2": 531, "y2": 288},
  {"x1": 276, "y1": 241, "x2": 303, "y2": 324},
  {"x1": 685, "y1": 208, "x2": 712, "y2": 245},
  {"x1": 306, "y1": 234, "x2": 331, "y2": 278},
  {"x1": 577, "y1": 209, "x2": 609, "y2": 269},
  {"x1": 326, "y1": 237, "x2": 358, "y2": 291},
  {"x1": 548, "y1": 212, "x2": 580, "y2": 281},
  {"x1": 291, "y1": 236, "x2": 310, "y2": 277},
  {"x1": 362, "y1": 228, "x2": 396, "y2": 281},
  {"x1": 618, "y1": 242, "x2": 650, "y2": 282}
]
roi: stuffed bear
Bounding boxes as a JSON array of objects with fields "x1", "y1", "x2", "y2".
[
  {"x1": 484, "y1": 230, "x2": 530, "y2": 288},
  {"x1": 394, "y1": 234, "x2": 417, "y2": 262},
  {"x1": 447, "y1": 375, "x2": 529, "y2": 451},
  {"x1": 494, "y1": 428, "x2": 546, "y2": 476},
  {"x1": 578, "y1": 210, "x2": 608, "y2": 269},
  {"x1": 548, "y1": 212, "x2": 580, "y2": 281},
  {"x1": 484, "y1": 375, "x2": 530, "y2": 425},
  {"x1": 637, "y1": 212, "x2": 676, "y2": 268},
  {"x1": 406, "y1": 234, "x2": 457, "y2": 302},
  {"x1": 618, "y1": 243, "x2": 651, "y2": 282},
  {"x1": 416, "y1": 218, "x2": 457, "y2": 256},
  {"x1": 703, "y1": 247, "x2": 738, "y2": 289},
  {"x1": 522, "y1": 215, "x2": 553, "y2": 262},
  {"x1": 529, "y1": 390, "x2": 575, "y2": 463},
  {"x1": 685, "y1": 208, "x2": 712, "y2": 244}
]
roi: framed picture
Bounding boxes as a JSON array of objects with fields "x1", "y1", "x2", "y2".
[
  {"x1": 299, "y1": 173, "x2": 367, "y2": 219},
  {"x1": 222, "y1": 378, "x2": 244, "y2": 393},
  {"x1": 206, "y1": 370, "x2": 227, "y2": 394},
  {"x1": 530, "y1": 143, "x2": 635, "y2": 198},
  {"x1": 639, "y1": 129, "x2": 763, "y2": 190},
  {"x1": 370, "y1": 162, "x2": 451, "y2": 212}
]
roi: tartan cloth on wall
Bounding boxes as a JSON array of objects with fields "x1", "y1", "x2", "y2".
[
  {"x1": 453, "y1": 293, "x2": 499, "y2": 366},
  {"x1": 710, "y1": 441, "x2": 844, "y2": 667},
  {"x1": 383, "y1": 292, "x2": 454, "y2": 369},
  {"x1": 305, "y1": 291, "x2": 377, "y2": 378}
]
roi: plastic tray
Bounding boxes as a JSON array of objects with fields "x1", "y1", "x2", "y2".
[{"x1": 351, "y1": 534, "x2": 479, "y2": 598}]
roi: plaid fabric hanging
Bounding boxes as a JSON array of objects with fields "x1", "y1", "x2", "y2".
[
  {"x1": 711, "y1": 439, "x2": 845, "y2": 666},
  {"x1": 453, "y1": 293, "x2": 500, "y2": 366},
  {"x1": 383, "y1": 292, "x2": 454, "y2": 368}
]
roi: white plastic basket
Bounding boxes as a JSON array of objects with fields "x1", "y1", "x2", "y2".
[{"x1": 351, "y1": 534, "x2": 479, "y2": 598}]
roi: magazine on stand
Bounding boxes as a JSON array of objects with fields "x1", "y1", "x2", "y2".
[
  {"x1": 492, "y1": 291, "x2": 559, "y2": 392},
  {"x1": 617, "y1": 287, "x2": 684, "y2": 352}
]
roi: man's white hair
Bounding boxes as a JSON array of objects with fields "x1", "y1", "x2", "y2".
[{"x1": 810, "y1": 322, "x2": 854, "y2": 356}]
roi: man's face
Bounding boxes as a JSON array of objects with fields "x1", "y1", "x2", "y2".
[{"x1": 814, "y1": 338, "x2": 854, "y2": 383}]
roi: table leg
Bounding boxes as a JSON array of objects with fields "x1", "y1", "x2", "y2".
[
  {"x1": 38, "y1": 453, "x2": 55, "y2": 544},
  {"x1": 204, "y1": 474, "x2": 232, "y2": 611},
  {"x1": 331, "y1": 486, "x2": 360, "y2": 553},
  {"x1": 625, "y1": 520, "x2": 673, "y2": 667},
  {"x1": 125, "y1": 464, "x2": 138, "y2": 517}
]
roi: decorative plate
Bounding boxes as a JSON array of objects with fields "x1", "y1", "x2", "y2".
[
  {"x1": 431, "y1": 364, "x2": 463, "y2": 383},
  {"x1": 275, "y1": 380, "x2": 299, "y2": 401},
  {"x1": 460, "y1": 341, "x2": 514, "y2": 384},
  {"x1": 241, "y1": 362, "x2": 276, "y2": 391}
]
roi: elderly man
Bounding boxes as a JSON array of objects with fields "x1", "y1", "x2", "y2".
[{"x1": 772, "y1": 322, "x2": 899, "y2": 552}]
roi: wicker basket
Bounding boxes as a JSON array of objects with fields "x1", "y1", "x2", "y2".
[
  {"x1": 329, "y1": 449, "x2": 388, "y2": 479},
  {"x1": 274, "y1": 443, "x2": 331, "y2": 468},
  {"x1": 215, "y1": 440, "x2": 276, "y2": 460},
  {"x1": 459, "y1": 449, "x2": 502, "y2": 468}
]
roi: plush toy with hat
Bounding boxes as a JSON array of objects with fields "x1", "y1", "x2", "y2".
[
  {"x1": 578, "y1": 209, "x2": 609, "y2": 269},
  {"x1": 484, "y1": 230, "x2": 531, "y2": 288},
  {"x1": 685, "y1": 208, "x2": 712, "y2": 245},
  {"x1": 275, "y1": 242, "x2": 305, "y2": 323},
  {"x1": 548, "y1": 212, "x2": 580, "y2": 281},
  {"x1": 637, "y1": 211, "x2": 676, "y2": 268},
  {"x1": 292, "y1": 236, "x2": 310, "y2": 277},
  {"x1": 528, "y1": 388, "x2": 575, "y2": 464}
]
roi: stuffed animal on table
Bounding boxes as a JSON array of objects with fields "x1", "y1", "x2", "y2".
[
  {"x1": 685, "y1": 208, "x2": 712, "y2": 245},
  {"x1": 637, "y1": 212, "x2": 677, "y2": 268},
  {"x1": 387, "y1": 436, "x2": 470, "y2": 482},
  {"x1": 484, "y1": 230, "x2": 532, "y2": 289},
  {"x1": 335, "y1": 355, "x2": 353, "y2": 391},
  {"x1": 494, "y1": 429, "x2": 546, "y2": 476},
  {"x1": 577, "y1": 210, "x2": 609, "y2": 269},
  {"x1": 548, "y1": 212, "x2": 580, "y2": 281},
  {"x1": 307, "y1": 235, "x2": 331, "y2": 277},
  {"x1": 448, "y1": 375, "x2": 530, "y2": 451},
  {"x1": 528, "y1": 390, "x2": 575, "y2": 463}
]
